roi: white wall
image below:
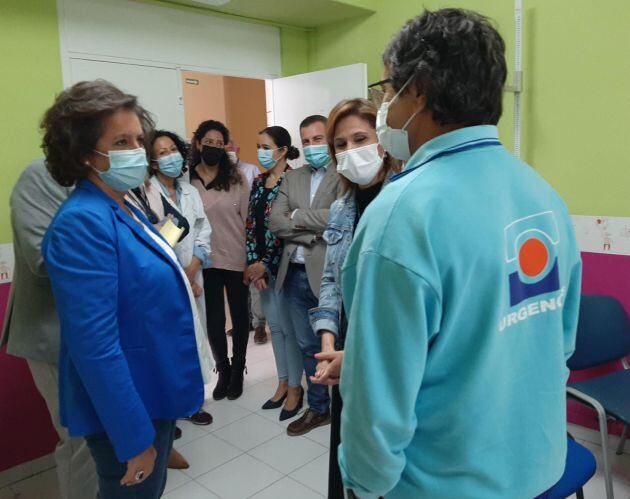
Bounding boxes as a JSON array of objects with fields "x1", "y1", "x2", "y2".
[
  {"x1": 58, "y1": 0, "x2": 281, "y2": 80},
  {"x1": 57, "y1": 0, "x2": 281, "y2": 138},
  {"x1": 268, "y1": 64, "x2": 368, "y2": 168}
]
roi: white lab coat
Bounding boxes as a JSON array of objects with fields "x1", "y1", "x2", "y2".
[{"x1": 146, "y1": 176, "x2": 212, "y2": 329}]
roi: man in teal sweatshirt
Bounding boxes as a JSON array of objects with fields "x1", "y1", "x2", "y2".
[{"x1": 338, "y1": 9, "x2": 582, "y2": 499}]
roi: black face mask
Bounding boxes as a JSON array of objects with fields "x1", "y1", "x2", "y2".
[{"x1": 201, "y1": 145, "x2": 225, "y2": 166}]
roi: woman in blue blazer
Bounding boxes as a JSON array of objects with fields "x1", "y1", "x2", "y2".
[{"x1": 40, "y1": 80, "x2": 206, "y2": 499}]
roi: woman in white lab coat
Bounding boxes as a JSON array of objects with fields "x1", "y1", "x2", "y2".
[{"x1": 128, "y1": 130, "x2": 214, "y2": 435}]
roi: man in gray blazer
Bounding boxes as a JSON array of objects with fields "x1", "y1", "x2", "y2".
[
  {"x1": 1, "y1": 159, "x2": 97, "y2": 499},
  {"x1": 269, "y1": 115, "x2": 341, "y2": 436}
]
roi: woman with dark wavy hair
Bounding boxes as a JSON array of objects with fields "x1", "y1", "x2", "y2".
[
  {"x1": 40, "y1": 80, "x2": 211, "y2": 499},
  {"x1": 190, "y1": 119, "x2": 252, "y2": 401}
]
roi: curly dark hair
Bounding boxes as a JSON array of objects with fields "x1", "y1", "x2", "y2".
[
  {"x1": 190, "y1": 119, "x2": 241, "y2": 191},
  {"x1": 149, "y1": 129, "x2": 189, "y2": 177},
  {"x1": 259, "y1": 126, "x2": 300, "y2": 161},
  {"x1": 383, "y1": 8, "x2": 507, "y2": 126},
  {"x1": 40, "y1": 80, "x2": 154, "y2": 187}
]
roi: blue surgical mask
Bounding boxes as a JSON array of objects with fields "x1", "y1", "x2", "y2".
[
  {"x1": 257, "y1": 148, "x2": 278, "y2": 170},
  {"x1": 155, "y1": 152, "x2": 184, "y2": 178},
  {"x1": 304, "y1": 144, "x2": 331, "y2": 170},
  {"x1": 93, "y1": 147, "x2": 148, "y2": 191}
]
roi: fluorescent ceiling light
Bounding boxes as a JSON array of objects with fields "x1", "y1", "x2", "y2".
[{"x1": 192, "y1": 0, "x2": 231, "y2": 5}]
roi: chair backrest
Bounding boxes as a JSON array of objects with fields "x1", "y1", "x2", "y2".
[{"x1": 567, "y1": 294, "x2": 630, "y2": 371}]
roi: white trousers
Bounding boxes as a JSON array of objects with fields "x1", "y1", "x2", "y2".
[{"x1": 27, "y1": 360, "x2": 98, "y2": 499}]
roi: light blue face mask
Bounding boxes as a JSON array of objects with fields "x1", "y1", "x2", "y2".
[
  {"x1": 155, "y1": 152, "x2": 184, "y2": 178},
  {"x1": 257, "y1": 148, "x2": 279, "y2": 170},
  {"x1": 94, "y1": 147, "x2": 148, "y2": 191},
  {"x1": 304, "y1": 144, "x2": 331, "y2": 170}
]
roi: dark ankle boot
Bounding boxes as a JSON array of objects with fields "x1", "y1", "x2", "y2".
[
  {"x1": 227, "y1": 357, "x2": 246, "y2": 400},
  {"x1": 213, "y1": 359, "x2": 231, "y2": 400}
]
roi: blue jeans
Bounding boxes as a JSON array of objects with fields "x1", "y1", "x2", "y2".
[
  {"x1": 85, "y1": 420, "x2": 175, "y2": 499},
  {"x1": 281, "y1": 267, "x2": 330, "y2": 414},
  {"x1": 261, "y1": 276, "x2": 303, "y2": 388}
]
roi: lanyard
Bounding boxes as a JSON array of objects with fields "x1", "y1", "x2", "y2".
[{"x1": 390, "y1": 137, "x2": 502, "y2": 182}]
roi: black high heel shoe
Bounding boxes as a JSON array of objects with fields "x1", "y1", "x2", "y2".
[
  {"x1": 261, "y1": 392, "x2": 288, "y2": 410},
  {"x1": 279, "y1": 388, "x2": 304, "y2": 421}
]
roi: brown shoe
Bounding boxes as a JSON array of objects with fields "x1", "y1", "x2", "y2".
[
  {"x1": 186, "y1": 410, "x2": 213, "y2": 426},
  {"x1": 168, "y1": 448, "x2": 190, "y2": 469},
  {"x1": 254, "y1": 326, "x2": 268, "y2": 344},
  {"x1": 287, "y1": 408, "x2": 330, "y2": 436}
]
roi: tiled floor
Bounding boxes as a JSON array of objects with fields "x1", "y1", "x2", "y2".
[{"x1": 1, "y1": 337, "x2": 630, "y2": 498}]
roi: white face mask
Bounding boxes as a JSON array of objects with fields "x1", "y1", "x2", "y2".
[
  {"x1": 336, "y1": 143, "x2": 383, "y2": 186},
  {"x1": 376, "y1": 75, "x2": 420, "y2": 161}
]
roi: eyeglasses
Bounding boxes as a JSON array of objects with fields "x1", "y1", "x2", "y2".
[
  {"x1": 368, "y1": 78, "x2": 392, "y2": 94},
  {"x1": 200, "y1": 138, "x2": 225, "y2": 148}
]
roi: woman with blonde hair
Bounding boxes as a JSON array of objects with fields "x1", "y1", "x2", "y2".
[{"x1": 308, "y1": 97, "x2": 398, "y2": 498}]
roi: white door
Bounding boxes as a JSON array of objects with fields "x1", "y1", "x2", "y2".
[
  {"x1": 266, "y1": 63, "x2": 368, "y2": 167},
  {"x1": 68, "y1": 58, "x2": 186, "y2": 139}
]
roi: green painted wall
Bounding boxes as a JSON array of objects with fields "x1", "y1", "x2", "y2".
[
  {"x1": 280, "y1": 27, "x2": 312, "y2": 76},
  {"x1": 310, "y1": 0, "x2": 630, "y2": 217},
  {"x1": 0, "y1": 0, "x2": 63, "y2": 243}
]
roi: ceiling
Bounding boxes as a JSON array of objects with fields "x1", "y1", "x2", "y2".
[{"x1": 161, "y1": 0, "x2": 375, "y2": 29}]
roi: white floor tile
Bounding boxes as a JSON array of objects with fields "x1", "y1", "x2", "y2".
[
  {"x1": 289, "y1": 452, "x2": 330, "y2": 496},
  {"x1": 163, "y1": 480, "x2": 220, "y2": 499},
  {"x1": 579, "y1": 470, "x2": 630, "y2": 498},
  {"x1": 179, "y1": 433, "x2": 242, "y2": 478},
  {"x1": 2, "y1": 468, "x2": 60, "y2": 499},
  {"x1": 173, "y1": 419, "x2": 212, "y2": 449},
  {"x1": 204, "y1": 399, "x2": 251, "y2": 431},
  {"x1": 248, "y1": 433, "x2": 327, "y2": 474},
  {"x1": 254, "y1": 407, "x2": 304, "y2": 429},
  {"x1": 164, "y1": 469, "x2": 192, "y2": 494},
  {"x1": 577, "y1": 438, "x2": 630, "y2": 485},
  {"x1": 197, "y1": 454, "x2": 283, "y2": 499},
  {"x1": 250, "y1": 476, "x2": 324, "y2": 499},
  {"x1": 247, "y1": 358, "x2": 280, "y2": 384},
  {"x1": 231, "y1": 382, "x2": 278, "y2": 412},
  {"x1": 246, "y1": 342, "x2": 274, "y2": 364},
  {"x1": 213, "y1": 413, "x2": 284, "y2": 452},
  {"x1": 304, "y1": 423, "x2": 332, "y2": 447}
]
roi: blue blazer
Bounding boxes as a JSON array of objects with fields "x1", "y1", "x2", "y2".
[{"x1": 42, "y1": 180, "x2": 204, "y2": 462}]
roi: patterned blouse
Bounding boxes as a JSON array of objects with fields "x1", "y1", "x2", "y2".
[{"x1": 246, "y1": 170, "x2": 288, "y2": 277}]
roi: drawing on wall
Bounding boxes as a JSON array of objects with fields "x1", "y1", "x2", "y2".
[
  {"x1": 0, "y1": 244, "x2": 14, "y2": 284},
  {"x1": 572, "y1": 215, "x2": 630, "y2": 256}
]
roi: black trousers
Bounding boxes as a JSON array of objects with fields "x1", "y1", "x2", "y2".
[
  {"x1": 329, "y1": 384, "x2": 344, "y2": 499},
  {"x1": 203, "y1": 268, "x2": 249, "y2": 366}
]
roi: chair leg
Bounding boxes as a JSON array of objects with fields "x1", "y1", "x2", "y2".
[
  {"x1": 594, "y1": 405, "x2": 615, "y2": 499},
  {"x1": 616, "y1": 424, "x2": 628, "y2": 456},
  {"x1": 576, "y1": 486, "x2": 585, "y2": 499}
]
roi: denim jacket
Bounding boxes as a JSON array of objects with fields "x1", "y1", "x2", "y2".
[{"x1": 308, "y1": 190, "x2": 357, "y2": 339}]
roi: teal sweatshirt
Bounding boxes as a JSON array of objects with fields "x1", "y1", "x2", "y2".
[{"x1": 338, "y1": 125, "x2": 582, "y2": 499}]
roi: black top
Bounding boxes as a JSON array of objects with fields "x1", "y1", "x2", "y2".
[
  {"x1": 339, "y1": 182, "x2": 384, "y2": 346},
  {"x1": 254, "y1": 187, "x2": 271, "y2": 258},
  {"x1": 355, "y1": 181, "x2": 383, "y2": 223}
]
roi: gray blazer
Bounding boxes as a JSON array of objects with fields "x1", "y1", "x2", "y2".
[
  {"x1": 1, "y1": 160, "x2": 71, "y2": 363},
  {"x1": 269, "y1": 164, "x2": 341, "y2": 298}
]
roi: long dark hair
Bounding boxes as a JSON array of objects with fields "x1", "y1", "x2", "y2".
[
  {"x1": 191, "y1": 120, "x2": 241, "y2": 191},
  {"x1": 149, "y1": 129, "x2": 189, "y2": 177}
]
